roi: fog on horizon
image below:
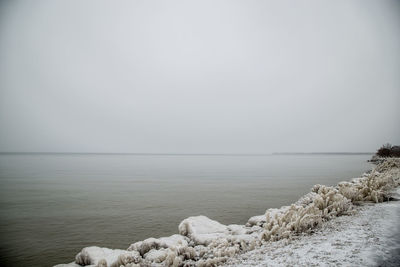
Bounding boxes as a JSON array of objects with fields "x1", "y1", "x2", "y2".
[{"x1": 0, "y1": 0, "x2": 399, "y2": 154}]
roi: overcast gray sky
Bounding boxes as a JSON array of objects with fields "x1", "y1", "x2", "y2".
[{"x1": 0, "y1": 0, "x2": 399, "y2": 153}]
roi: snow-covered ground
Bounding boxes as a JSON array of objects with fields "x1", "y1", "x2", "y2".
[{"x1": 224, "y1": 188, "x2": 400, "y2": 267}]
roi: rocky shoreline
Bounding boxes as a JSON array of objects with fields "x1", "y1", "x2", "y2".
[{"x1": 55, "y1": 158, "x2": 400, "y2": 267}]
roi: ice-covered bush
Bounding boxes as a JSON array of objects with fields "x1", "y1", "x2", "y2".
[
  {"x1": 376, "y1": 143, "x2": 400, "y2": 158},
  {"x1": 261, "y1": 159, "x2": 400, "y2": 243},
  {"x1": 338, "y1": 159, "x2": 400, "y2": 203}
]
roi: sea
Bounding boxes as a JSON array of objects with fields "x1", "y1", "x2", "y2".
[{"x1": 0, "y1": 153, "x2": 372, "y2": 266}]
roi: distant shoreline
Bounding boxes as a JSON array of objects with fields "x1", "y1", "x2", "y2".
[
  {"x1": 0, "y1": 152, "x2": 373, "y2": 156},
  {"x1": 272, "y1": 152, "x2": 373, "y2": 155}
]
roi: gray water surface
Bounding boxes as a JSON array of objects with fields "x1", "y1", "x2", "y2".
[{"x1": 0, "y1": 154, "x2": 371, "y2": 266}]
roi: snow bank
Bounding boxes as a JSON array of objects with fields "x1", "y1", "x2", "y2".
[{"x1": 54, "y1": 158, "x2": 400, "y2": 267}]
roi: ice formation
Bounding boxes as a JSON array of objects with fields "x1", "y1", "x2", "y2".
[
  {"x1": 262, "y1": 185, "x2": 352, "y2": 242},
  {"x1": 54, "y1": 158, "x2": 400, "y2": 267}
]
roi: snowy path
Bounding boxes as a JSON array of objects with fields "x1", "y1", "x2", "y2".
[{"x1": 224, "y1": 189, "x2": 400, "y2": 267}]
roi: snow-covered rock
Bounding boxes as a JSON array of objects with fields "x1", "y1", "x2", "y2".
[
  {"x1": 245, "y1": 215, "x2": 265, "y2": 227},
  {"x1": 143, "y1": 248, "x2": 169, "y2": 263},
  {"x1": 75, "y1": 246, "x2": 137, "y2": 267},
  {"x1": 227, "y1": 224, "x2": 248, "y2": 235},
  {"x1": 110, "y1": 250, "x2": 141, "y2": 267},
  {"x1": 178, "y1": 215, "x2": 229, "y2": 245},
  {"x1": 127, "y1": 234, "x2": 189, "y2": 256},
  {"x1": 54, "y1": 263, "x2": 84, "y2": 267}
]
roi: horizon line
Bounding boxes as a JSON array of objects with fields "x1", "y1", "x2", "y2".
[{"x1": 0, "y1": 151, "x2": 374, "y2": 156}]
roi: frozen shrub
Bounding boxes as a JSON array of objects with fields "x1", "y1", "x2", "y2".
[
  {"x1": 376, "y1": 143, "x2": 400, "y2": 158},
  {"x1": 377, "y1": 143, "x2": 392, "y2": 157},
  {"x1": 262, "y1": 185, "x2": 351, "y2": 242}
]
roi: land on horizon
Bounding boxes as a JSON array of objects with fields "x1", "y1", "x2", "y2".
[{"x1": 0, "y1": 151, "x2": 374, "y2": 156}]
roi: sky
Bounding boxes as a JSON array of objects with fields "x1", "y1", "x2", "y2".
[{"x1": 0, "y1": 0, "x2": 399, "y2": 154}]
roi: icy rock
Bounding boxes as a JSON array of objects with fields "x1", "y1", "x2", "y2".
[
  {"x1": 194, "y1": 245, "x2": 208, "y2": 258},
  {"x1": 197, "y1": 256, "x2": 228, "y2": 267},
  {"x1": 127, "y1": 235, "x2": 196, "y2": 266},
  {"x1": 178, "y1": 215, "x2": 228, "y2": 245},
  {"x1": 229, "y1": 234, "x2": 260, "y2": 251},
  {"x1": 127, "y1": 234, "x2": 189, "y2": 256},
  {"x1": 96, "y1": 259, "x2": 107, "y2": 267},
  {"x1": 128, "y1": 237, "x2": 159, "y2": 256},
  {"x1": 144, "y1": 248, "x2": 169, "y2": 263},
  {"x1": 75, "y1": 246, "x2": 130, "y2": 266},
  {"x1": 54, "y1": 263, "x2": 85, "y2": 267},
  {"x1": 110, "y1": 251, "x2": 141, "y2": 267},
  {"x1": 227, "y1": 224, "x2": 248, "y2": 235},
  {"x1": 159, "y1": 234, "x2": 189, "y2": 248},
  {"x1": 246, "y1": 215, "x2": 265, "y2": 227}
]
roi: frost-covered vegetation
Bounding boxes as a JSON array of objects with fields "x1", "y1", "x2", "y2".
[
  {"x1": 55, "y1": 158, "x2": 400, "y2": 267},
  {"x1": 375, "y1": 143, "x2": 400, "y2": 158}
]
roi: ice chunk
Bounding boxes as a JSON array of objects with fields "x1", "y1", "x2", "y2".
[
  {"x1": 227, "y1": 224, "x2": 248, "y2": 235},
  {"x1": 127, "y1": 234, "x2": 189, "y2": 255},
  {"x1": 75, "y1": 246, "x2": 134, "y2": 267},
  {"x1": 178, "y1": 215, "x2": 228, "y2": 245},
  {"x1": 246, "y1": 215, "x2": 265, "y2": 227},
  {"x1": 127, "y1": 238, "x2": 159, "y2": 256},
  {"x1": 110, "y1": 250, "x2": 141, "y2": 267},
  {"x1": 160, "y1": 234, "x2": 188, "y2": 246},
  {"x1": 54, "y1": 263, "x2": 85, "y2": 267},
  {"x1": 143, "y1": 248, "x2": 168, "y2": 263}
]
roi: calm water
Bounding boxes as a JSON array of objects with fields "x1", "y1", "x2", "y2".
[{"x1": 0, "y1": 153, "x2": 371, "y2": 267}]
